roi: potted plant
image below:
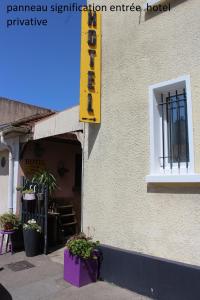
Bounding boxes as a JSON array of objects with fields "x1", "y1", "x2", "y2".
[
  {"x1": 16, "y1": 185, "x2": 36, "y2": 201},
  {"x1": 22, "y1": 189, "x2": 36, "y2": 201},
  {"x1": 0, "y1": 212, "x2": 20, "y2": 231},
  {"x1": 0, "y1": 213, "x2": 24, "y2": 251},
  {"x1": 11, "y1": 223, "x2": 24, "y2": 252},
  {"x1": 32, "y1": 170, "x2": 58, "y2": 201},
  {"x1": 64, "y1": 233, "x2": 100, "y2": 287},
  {"x1": 23, "y1": 219, "x2": 41, "y2": 257}
]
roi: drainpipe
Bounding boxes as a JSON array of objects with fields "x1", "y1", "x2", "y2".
[
  {"x1": 0, "y1": 133, "x2": 14, "y2": 213},
  {"x1": 8, "y1": 151, "x2": 14, "y2": 213}
]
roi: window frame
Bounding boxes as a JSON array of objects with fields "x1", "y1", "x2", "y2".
[{"x1": 146, "y1": 75, "x2": 197, "y2": 183}]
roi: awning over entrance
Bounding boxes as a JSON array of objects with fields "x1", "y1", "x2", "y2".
[{"x1": 33, "y1": 106, "x2": 83, "y2": 140}]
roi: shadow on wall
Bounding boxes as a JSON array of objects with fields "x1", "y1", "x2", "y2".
[
  {"x1": 0, "y1": 283, "x2": 12, "y2": 300},
  {"x1": 144, "y1": 0, "x2": 188, "y2": 21},
  {"x1": 88, "y1": 123, "x2": 101, "y2": 158},
  {"x1": 147, "y1": 183, "x2": 200, "y2": 194}
]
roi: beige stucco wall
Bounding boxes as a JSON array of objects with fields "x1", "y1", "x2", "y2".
[
  {"x1": 83, "y1": 0, "x2": 200, "y2": 266},
  {"x1": 0, "y1": 150, "x2": 9, "y2": 214}
]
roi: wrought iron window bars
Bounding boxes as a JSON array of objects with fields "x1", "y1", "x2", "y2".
[{"x1": 159, "y1": 88, "x2": 189, "y2": 171}]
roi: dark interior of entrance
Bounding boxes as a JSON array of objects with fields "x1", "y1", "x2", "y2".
[{"x1": 19, "y1": 132, "x2": 82, "y2": 250}]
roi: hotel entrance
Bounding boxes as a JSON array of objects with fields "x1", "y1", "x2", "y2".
[{"x1": 18, "y1": 131, "x2": 82, "y2": 251}]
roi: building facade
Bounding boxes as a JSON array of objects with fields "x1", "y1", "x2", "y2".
[
  {"x1": 0, "y1": 97, "x2": 53, "y2": 125},
  {"x1": 82, "y1": 0, "x2": 200, "y2": 298},
  {"x1": 0, "y1": 98, "x2": 53, "y2": 214},
  {"x1": 1, "y1": 1, "x2": 200, "y2": 297}
]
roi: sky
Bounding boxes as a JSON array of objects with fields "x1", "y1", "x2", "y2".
[{"x1": 0, "y1": 0, "x2": 85, "y2": 111}]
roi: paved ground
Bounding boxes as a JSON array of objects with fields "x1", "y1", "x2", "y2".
[{"x1": 0, "y1": 251, "x2": 150, "y2": 300}]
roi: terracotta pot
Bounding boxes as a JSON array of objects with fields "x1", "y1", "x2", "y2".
[{"x1": 4, "y1": 222, "x2": 14, "y2": 231}]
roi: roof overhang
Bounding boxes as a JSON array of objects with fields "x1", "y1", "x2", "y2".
[
  {"x1": 33, "y1": 105, "x2": 83, "y2": 140},
  {"x1": 0, "y1": 126, "x2": 30, "y2": 139}
]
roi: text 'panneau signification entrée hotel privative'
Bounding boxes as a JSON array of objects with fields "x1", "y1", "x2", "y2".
[{"x1": 79, "y1": 10, "x2": 101, "y2": 124}]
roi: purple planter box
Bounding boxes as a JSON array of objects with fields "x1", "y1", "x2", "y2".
[{"x1": 64, "y1": 249, "x2": 98, "y2": 287}]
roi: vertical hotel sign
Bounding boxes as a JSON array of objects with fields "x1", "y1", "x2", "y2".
[{"x1": 80, "y1": 10, "x2": 101, "y2": 123}]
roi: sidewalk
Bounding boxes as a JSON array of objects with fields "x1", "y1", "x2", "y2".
[{"x1": 0, "y1": 251, "x2": 150, "y2": 300}]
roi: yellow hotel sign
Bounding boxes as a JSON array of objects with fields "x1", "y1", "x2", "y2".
[{"x1": 79, "y1": 10, "x2": 101, "y2": 123}]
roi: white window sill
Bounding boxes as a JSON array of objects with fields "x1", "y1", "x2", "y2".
[{"x1": 146, "y1": 174, "x2": 200, "y2": 183}]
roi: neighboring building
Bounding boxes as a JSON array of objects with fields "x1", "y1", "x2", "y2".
[
  {"x1": 0, "y1": 97, "x2": 53, "y2": 125},
  {"x1": 0, "y1": 98, "x2": 54, "y2": 214},
  {"x1": 80, "y1": 0, "x2": 200, "y2": 298}
]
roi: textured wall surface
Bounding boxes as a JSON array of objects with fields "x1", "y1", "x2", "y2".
[
  {"x1": 0, "y1": 97, "x2": 52, "y2": 125},
  {"x1": 83, "y1": 0, "x2": 200, "y2": 266}
]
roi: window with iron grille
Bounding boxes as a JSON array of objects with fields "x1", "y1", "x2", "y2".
[
  {"x1": 159, "y1": 89, "x2": 189, "y2": 171},
  {"x1": 148, "y1": 76, "x2": 194, "y2": 176}
]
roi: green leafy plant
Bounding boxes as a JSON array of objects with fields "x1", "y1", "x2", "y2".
[
  {"x1": 23, "y1": 219, "x2": 41, "y2": 233},
  {"x1": 32, "y1": 170, "x2": 58, "y2": 196},
  {"x1": 16, "y1": 186, "x2": 34, "y2": 194},
  {"x1": 0, "y1": 213, "x2": 20, "y2": 231},
  {"x1": 22, "y1": 189, "x2": 34, "y2": 194},
  {"x1": 66, "y1": 233, "x2": 100, "y2": 260}
]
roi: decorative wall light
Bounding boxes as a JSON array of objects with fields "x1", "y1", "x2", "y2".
[
  {"x1": 57, "y1": 161, "x2": 69, "y2": 177},
  {"x1": 1, "y1": 157, "x2": 6, "y2": 168}
]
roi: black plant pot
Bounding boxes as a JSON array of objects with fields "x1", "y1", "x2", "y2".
[
  {"x1": 23, "y1": 229, "x2": 41, "y2": 257},
  {"x1": 37, "y1": 193, "x2": 44, "y2": 201},
  {"x1": 11, "y1": 226, "x2": 24, "y2": 252}
]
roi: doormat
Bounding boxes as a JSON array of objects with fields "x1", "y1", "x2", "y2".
[{"x1": 5, "y1": 260, "x2": 35, "y2": 272}]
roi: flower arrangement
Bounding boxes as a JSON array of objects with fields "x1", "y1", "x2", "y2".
[
  {"x1": 23, "y1": 219, "x2": 41, "y2": 233},
  {"x1": 0, "y1": 213, "x2": 20, "y2": 231},
  {"x1": 66, "y1": 233, "x2": 100, "y2": 260}
]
